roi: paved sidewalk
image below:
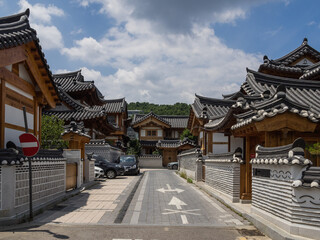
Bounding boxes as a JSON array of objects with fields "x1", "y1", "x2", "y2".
[{"x1": 34, "y1": 175, "x2": 140, "y2": 225}]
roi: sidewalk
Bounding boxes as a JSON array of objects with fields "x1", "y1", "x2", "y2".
[
  {"x1": 34, "y1": 175, "x2": 140, "y2": 225},
  {"x1": 194, "y1": 181, "x2": 311, "y2": 240}
]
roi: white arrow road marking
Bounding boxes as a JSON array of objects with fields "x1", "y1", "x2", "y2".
[
  {"x1": 156, "y1": 184, "x2": 184, "y2": 194},
  {"x1": 168, "y1": 196, "x2": 187, "y2": 210},
  {"x1": 181, "y1": 215, "x2": 188, "y2": 224},
  {"x1": 162, "y1": 208, "x2": 201, "y2": 216}
]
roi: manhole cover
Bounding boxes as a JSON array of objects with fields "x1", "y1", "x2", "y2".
[{"x1": 238, "y1": 229, "x2": 264, "y2": 236}]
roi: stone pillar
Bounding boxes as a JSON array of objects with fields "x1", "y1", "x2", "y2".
[
  {"x1": 195, "y1": 157, "x2": 203, "y2": 182},
  {"x1": 0, "y1": 166, "x2": 15, "y2": 218}
]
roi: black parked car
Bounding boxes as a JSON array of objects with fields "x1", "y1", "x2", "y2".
[
  {"x1": 119, "y1": 155, "x2": 140, "y2": 175},
  {"x1": 93, "y1": 154, "x2": 125, "y2": 179}
]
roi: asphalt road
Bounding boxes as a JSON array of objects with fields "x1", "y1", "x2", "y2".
[{"x1": 0, "y1": 169, "x2": 270, "y2": 240}]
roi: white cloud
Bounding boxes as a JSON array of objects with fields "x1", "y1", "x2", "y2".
[
  {"x1": 32, "y1": 24, "x2": 63, "y2": 50},
  {"x1": 18, "y1": 0, "x2": 64, "y2": 50},
  {"x1": 62, "y1": 23, "x2": 261, "y2": 103},
  {"x1": 71, "y1": 28, "x2": 84, "y2": 35},
  {"x1": 61, "y1": 0, "x2": 269, "y2": 103},
  {"x1": 18, "y1": 0, "x2": 64, "y2": 24}
]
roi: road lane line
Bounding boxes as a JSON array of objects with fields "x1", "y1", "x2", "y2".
[
  {"x1": 130, "y1": 172, "x2": 149, "y2": 224},
  {"x1": 181, "y1": 215, "x2": 188, "y2": 224}
]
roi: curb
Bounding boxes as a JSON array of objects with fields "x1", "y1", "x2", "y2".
[{"x1": 194, "y1": 182, "x2": 308, "y2": 240}]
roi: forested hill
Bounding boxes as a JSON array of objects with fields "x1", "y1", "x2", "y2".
[{"x1": 127, "y1": 102, "x2": 190, "y2": 115}]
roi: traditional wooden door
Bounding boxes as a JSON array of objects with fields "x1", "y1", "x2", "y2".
[{"x1": 240, "y1": 136, "x2": 258, "y2": 201}]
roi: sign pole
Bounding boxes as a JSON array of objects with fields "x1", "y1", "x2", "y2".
[{"x1": 22, "y1": 107, "x2": 33, "y2": 220}]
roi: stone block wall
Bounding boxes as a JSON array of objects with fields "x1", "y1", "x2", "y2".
[
  {"x1": 252, "y1": 164, "x2": 320, "y2": 239},
  {"x1": 0, "y1": 158, "x2": 66, "y2": 220},
  {"x1": 138, "y1": 155, "x2": 162, "y2": 168},
  {"x1": 14, "y1": 160, "x2": 65, "y2": 215},
  {"x1": 205, "y1": 162, "x2": 240, "y2": 202},
  {"x1": 178, "y1": 148, "x2": 200, "y2": 180}
]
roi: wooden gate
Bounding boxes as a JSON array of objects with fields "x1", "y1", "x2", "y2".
[
  {"x1": 66, "y1": 163, "x2": 77, "y2": 191},
  {"x1": 202, "y1": 164, "x2": 206, "y2": 182}
]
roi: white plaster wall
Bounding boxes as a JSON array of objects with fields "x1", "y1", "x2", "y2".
[
  {"x1": 141, "y1": 130, "x2": 146, "y2": 137},
  {"x1": 5, "y1": 65, "x2": 12, "y2": 71},
  {"x1": 5, "y1": 105, "x2": 33, "y2": 130},
  {"x1": 4, "y1": 128, "x2": 25, "y2": 147},
  {"x1": 19, "y1": 64, "x2": 33, "y2": 85},
  {"x1": 212, "y1": 144, "x2": 228, "y2": 154},
  {"x1": 230, "y1": 136, "x2": 243, "y2": 152},
  {"x1": 5, "y1": 82, "x2": 33, "y2": 100},
  {"x1": 157, "y1": 129, "x2": 162, "y2": 137},
  {"x1": 212, "y1": 133, "x2": 228, "y2": 142}
]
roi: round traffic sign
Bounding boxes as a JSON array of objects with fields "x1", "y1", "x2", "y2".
[{"x1": 19, "y1": 133, "x2": 40, "y2": 157}]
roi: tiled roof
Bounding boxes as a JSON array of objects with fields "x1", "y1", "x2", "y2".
[
  {"x1": 251, "y1": 138, "x2": 312, "y2": 166},
  {"x1": 293, "y1": 167, "x2": 320, "y2": 188},
  {"x1": 258, "y1": 39, "x2": 320, "y2": 77},
  {"x1": 140, "y1": 140, "x2": 158, "y2": 147},
  {"x1": 62, "y1": 121, "x2": 91, "y2": 138},
  {"x1": 273, "y1": 38, "x2": 320, "y2": 65},
  {"x1": 191, "y1": 94, "x2": 235, "y2": 120},
  {"x1": 53, "y1": 70, "x2": 96, "y2": 93},
  {"x1": 132, "y1": 112, "x2": 170, "y2": 126},
  {"x1": 206, "y1": 147, "x2": 243, "y2": 163},
  {"x1": 0, "y1": 148, "x2": 65, "y2": 165},
  {"x1": 231, "y1": 85, "x2": 319, "y2": 130},
  {"x1": 161, "y1": 115, "x2": 189, "y2": 128},
  {"x1": 93, "y1": 98, "x2": 126, "y2": 113},
  {"x1": 156, "y1": 138, "x2": 196, "y2": 149},
  {"x1": 0, "y1": 9, "x2": 36, "y2": 49},
  {"x1": 0, "y1": 9, "x2": 58, "y2": 104},
  {"x1": 241, "y1": 69, "x2": 320, "y2": 115},
  {"x1": 132, "y1": 112, "x2": 188, "y2": 129}
]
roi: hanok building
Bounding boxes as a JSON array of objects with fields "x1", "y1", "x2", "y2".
[
  {"x1": 197, "y1": 38, "x2": 320, "y2": 202},
  {"x1": 0, "y1": 9, "x2": 59, "y2": 148},
  {"x1": 131, "y1": 112, "x2": 195, "y2": 166},
  {"x1": 44, "y1": 70, "x2": 129, "y2": 147}
]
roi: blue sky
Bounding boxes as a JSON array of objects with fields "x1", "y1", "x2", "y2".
[{"x1": 1, "y1": 0, "x2": 320, "y2": 104}]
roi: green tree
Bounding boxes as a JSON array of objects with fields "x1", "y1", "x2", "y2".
[
  {"x1": 127, "y1": 102, "x2": 190, "y2": 115},
  {"x1": 307, "y1": 142, "x2": 320, "y2": 155},
  {"x1": 41, "y1": 115, "x2": 68, "y2": 149},
  {"x1": 126, "y1": 139, "x2": 142, "y2": 156},
  {"x1": 180, "y1": 129, "x2": 196, "y2": 141}
]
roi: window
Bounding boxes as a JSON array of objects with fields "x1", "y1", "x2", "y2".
[{"x1": 147, "y1": 130, "x2": 157, "y2": 136}]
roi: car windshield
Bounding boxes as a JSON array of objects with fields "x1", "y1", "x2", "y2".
[{"x1": 120, "y1": 156, "x2": 135, "y2": 163}]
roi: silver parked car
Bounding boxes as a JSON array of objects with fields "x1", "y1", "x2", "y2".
[{"x1": 167, "y1": 162, "x2": 178, "y2": 170}]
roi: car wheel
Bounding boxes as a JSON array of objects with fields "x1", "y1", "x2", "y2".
[
  {"x1": 172, "y1": 165, "x2": 178, "y2": 170},
  {"x1": 106, "y1": 170, "x2": 116, "y2": 179},
  {"x1": 135, "y1": 169, "x2": 140, "y2": 175}
]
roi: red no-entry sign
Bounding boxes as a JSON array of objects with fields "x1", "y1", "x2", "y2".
[{"x1": 19, "y1": 133, "x2": 40, "y2": 157}]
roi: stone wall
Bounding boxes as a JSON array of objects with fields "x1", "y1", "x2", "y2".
[
  {"x1": 138, "y1": 155, "x2": 162, "y2": 168},
  {"x1": 205, "y1": 162, "x2": 240, "y2": 202},
  {"x1": 14, "y1": 160, "x2": 65, "y2": 216},
  {"x1": 204, "y1": 148, "x2": 242, "y2": 202},
  {"x1": 0, "y1": 158, "x2": 66, "y2": 221},
  {"x1": 177, "y1": 148, "x2": 200, "y2": 180},
  {"x1": 85, "y1": 142, "x2": 123, "y2": 163}
]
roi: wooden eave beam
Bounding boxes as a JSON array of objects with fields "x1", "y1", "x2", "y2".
[
  {"x1": 0, "y1": 45, "x2": 27, "y2": 67},
  {"x1": 255, "y1": 112, "x2": 317, "y2": 132},
  {"x1": 0, "y1": 67, "x2": 36, "y2": 96},
  {"x1": 24, "y1": 45, "x2": 56, "y2": 108}
]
